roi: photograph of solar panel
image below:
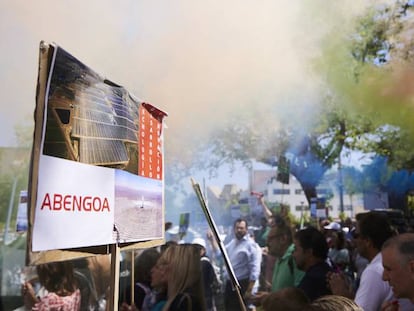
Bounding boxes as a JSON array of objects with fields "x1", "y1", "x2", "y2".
[{"x1": 43, "y1": 46, "x2": 141, "y2": 174}]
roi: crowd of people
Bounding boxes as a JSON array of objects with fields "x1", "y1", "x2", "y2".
[{"x1": 19, "y1": 202, "x2": 414, "y2": 311}]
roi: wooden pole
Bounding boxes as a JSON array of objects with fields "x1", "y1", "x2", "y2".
[
  {"x1": 131, "y1": 250, "x2": 135, "y2": 305},
  {"x1": 108, "y1": 243, "x2": 121, "y2": 311},
  {"x1": 191, "y1": 178, "x2": 247, "y2": 311}
]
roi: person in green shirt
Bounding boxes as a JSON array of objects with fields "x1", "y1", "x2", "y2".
[
  {"x1": 268, "y1": 222, "x2": 305, "y2": 291},
  {"x1": 253, "y1": 221, "x2": 305, "y2": 305}
]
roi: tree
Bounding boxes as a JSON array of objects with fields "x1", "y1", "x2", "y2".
[
  {"x1": 0, "y1": 122, "x2": 32, "y2": 233},
  {"x1": 166, "y1": 1, "x2": 414, "y2": 213},
  {"x1": 0, "y1": 149, "x2": 30, "y2": 233},
  {"x1": 190, "y1": 97, "x2": 381, "y2": 206}
]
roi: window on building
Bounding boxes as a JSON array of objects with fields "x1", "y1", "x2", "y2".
[
  {"x1": 295, "y1": 205, "x2": 309, "y2": 211},
  {"x1": 295, "y1": 189, "x2": 302, "y2": 195},
  {"x1": 344, "y1": 205, "x2": 352, "y2": 211},
  {"x1": 317, "y1": 188, "x2": 333, "y2": 196},
  {"x1": 273, "y1": 189, "x2": 290, "y2": 195}
]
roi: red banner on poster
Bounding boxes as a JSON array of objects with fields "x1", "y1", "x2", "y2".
[{"x1": 139, "y1": 103, "x2": 165, "y2": 180}]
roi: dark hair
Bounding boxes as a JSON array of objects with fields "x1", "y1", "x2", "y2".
[
  {"x1": 272, "y1": 213, "x2": 287, "y2": 227},
  {"x1": 294, "y1": 226, "x2": 328, "y2": 260},
  {"x1": 333, "y1": 231, "x2": 346, "y2": 250},
  {"x1": 165, "y1": 222, "x2": 173, "y2": 231},
  {"x1": 383, "y1": 233, "x2": 414, "y2": 262},
  {"x1": 358, "y1": 212, "x2": 395, "y2": 250},
  {"x1": 36, "y1": 261, "x2": 77, "y2": 294},
  {"x1": 271, "y1": 221, "x2": 293, "y2": 243},
  {"x1": 234, "y1": 218, "x2": 248, "y2": 229},
  {"x1": 135, "y1": 247, "x2": 160, "y2": 285},
  {"x1": 262, "y1": 287, "x2": 310, "y2": 311},
  {"x1": 161, "y1": 240, "x2": 178, "y2": 253}
]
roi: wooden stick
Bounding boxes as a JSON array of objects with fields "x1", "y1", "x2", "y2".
[
  {"x1": 108, "y1": 243, "x2": 121, "y2": 311},
  {"x1": 131, "y1": 250, "x2": 135, "y2": 305},
  {"x1": 191, "y1": 178, "x2": 247, "y2": 311}
]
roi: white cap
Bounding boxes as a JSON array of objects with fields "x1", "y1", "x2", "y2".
[
  {"x1": 192, "y1": 237, "x2": 206, "y2": 249},
  {"x1": 324, "y1": 222, "x2": 341, "y2": 231}
]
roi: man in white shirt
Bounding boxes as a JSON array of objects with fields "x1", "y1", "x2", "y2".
[
  {"x1": 328, "y1": 212, "x2": 414, "y2": 311},
  {"x1": 224, "y1": 218, "x2": 261, "y2": 311},
  {"x1": 382, "y1": 233, "x2": 414, "y2": 310}
]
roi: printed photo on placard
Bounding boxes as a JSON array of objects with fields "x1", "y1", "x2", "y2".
[{"x1": 31, "y1": 44, "x2": 167, "y2": 251}]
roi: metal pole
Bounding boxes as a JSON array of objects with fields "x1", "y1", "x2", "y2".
[
  {"x1": 338, "y1": 156, "x2": 344, "y2": 214},
  {"x1": 4, "y1": 177, "x2": 18, "y2": 245},
  {"x1": 300, "y1": 201, "x2": 304, "y2": 229}
]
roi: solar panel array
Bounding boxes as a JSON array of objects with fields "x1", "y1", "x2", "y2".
[{"x1": 43, "y1": 47, "x2": 140, "y2": 169}]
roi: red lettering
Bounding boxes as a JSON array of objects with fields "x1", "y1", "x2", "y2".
[
  {"x1": 40, "y1": 193, "x2": 111, "y2": 212},
  {"x1": 73, "y1": 195, "x2": 82, "y2": 211},
  {"x1": 64, "y1": 195, "x2": 71, "y2": 211},
  {"x1": 41, "y1": 193, "x2": 51, "y2": 210},
  {"x1": 93, "y1": 197, "x2": 101, "y2": 211},
  {"x1": 83, "y1": 196, "x2": 92, "y2": 211},
  {"x1": 102, "y1": 198, "x2": 110, "y2": 211},
  {"x1": 53, "y1": 194, "x2": 63, "y2": 210}
]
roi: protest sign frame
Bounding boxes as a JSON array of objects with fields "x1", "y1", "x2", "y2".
[
  {"x1": 28, "y1": 41, "x2": 167, "y2": 265},
  {"x1": 27, "y1": 42, "x2": 168, "y2": 310}
]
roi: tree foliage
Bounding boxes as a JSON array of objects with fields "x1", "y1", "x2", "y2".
[
  {"x1": 165, "y1": 1, "x2": 414, "y2": 212},
  {"x1": 351, "y1": 1, "x2": 414, "y2": 68}
]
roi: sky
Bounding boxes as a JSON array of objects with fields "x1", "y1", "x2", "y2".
[{"x1": 0, "y1": 0, "x2": 381, "y2": 187}]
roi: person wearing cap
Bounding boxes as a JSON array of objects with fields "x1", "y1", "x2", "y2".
[
  {"x1": 193, "y1": 237, "x2": 219, "y2": 311},
  {"x1": 323, "y1": 221, "x2": 342, "y2": 253},
  {"x1": 324, "y1": 221, "x2": 342, "y2": 232},
  {"x1": 327, "y1": 230, "x2": 350, "y2": 272}
]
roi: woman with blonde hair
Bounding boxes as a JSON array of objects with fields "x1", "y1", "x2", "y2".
[
  {"x1": 310, "y1": 295, "x2": 363, "y2": 311},
  {"x1": 161, "y1": 243, "x2": 206, "y2": 311}
]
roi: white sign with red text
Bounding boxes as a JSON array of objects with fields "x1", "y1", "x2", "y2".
[{"x1": 33, "y1": 155, "x2": 115, "y2": 251}]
